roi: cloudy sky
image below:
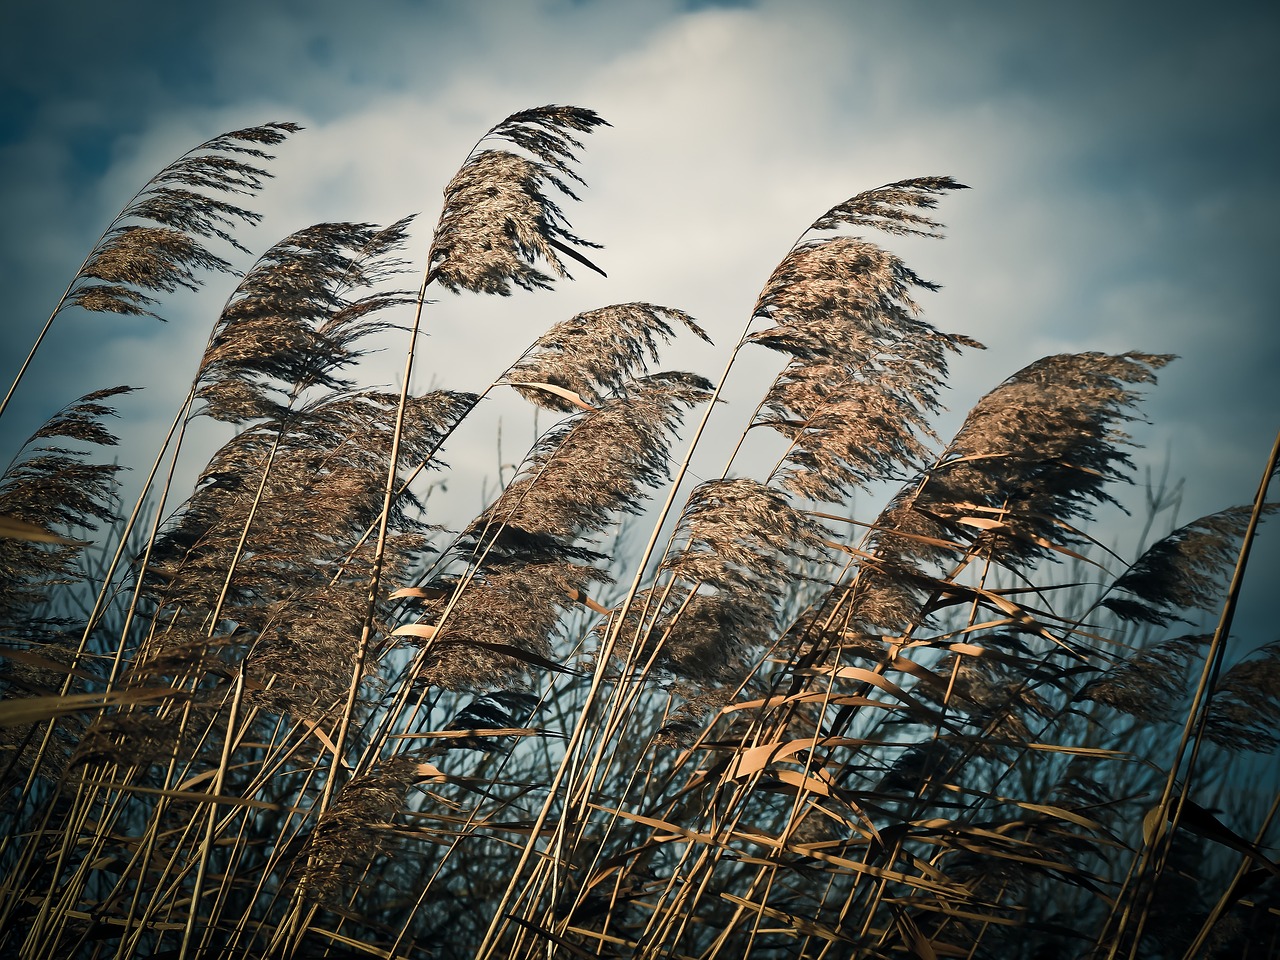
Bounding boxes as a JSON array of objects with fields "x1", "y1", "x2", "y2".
[{"x1": 2, "y1": 0, "x2": 1277, "y2": 641}]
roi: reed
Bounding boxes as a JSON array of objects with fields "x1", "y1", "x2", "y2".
[{"x1": 1, "y1": 105, "x2": 1276, "y2": 960}]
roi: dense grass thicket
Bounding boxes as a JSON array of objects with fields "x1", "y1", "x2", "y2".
[{"x1": 1, "y1": 106, "x2": 1278, "y2": 960}]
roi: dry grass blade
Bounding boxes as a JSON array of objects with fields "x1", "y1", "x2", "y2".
[
  {"x1": 0, "y1": 515, "x2": 87, "y2": 546},
  {"x1": 0, "y1": 688, "x2": 180, "y2": 727}
]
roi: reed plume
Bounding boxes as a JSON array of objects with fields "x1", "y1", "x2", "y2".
[
  {"x1": 0, "y1": 387, "x2": 134, "y2": 625},
  {"x1": 1204, "y1": 639, "x2": 1280, "y2": 753},
  {"x1": 1, "y1": 122, "x2": 299, "y2": 420},
  {"x1": 428, "y1": 105, "x2": 607, "y2": 295},
  {"x1": 749, "y1": 178, "x2": 982, "y2": 502},
  {"x1": 68, "y1": 122, "x2": 301, "y2": 320},
  {"x1": 467, "y1": 371, "x2": 713, "y2": 560},
  {"x1": 408, "y1": 371, "x2": 713, "y2": 692},
  {"x1": 505, "y1": 302, "x2": 710, "y2": 411},
  {"x1": 0, "y1": 387, "x2": 135, "y2": 780},
  {"x1": 1105, "y1": 504, "x2": 1273, "y2": 625}
]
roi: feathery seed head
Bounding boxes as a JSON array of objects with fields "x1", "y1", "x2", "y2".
[
  {"x1": 507, "y1": 302, "x2": 711, "y2": 411},
  {"x1": 428, "y1": 106, "x2": 608, "y2": 295},
  {"x1": 64, "y1": 121, "x2": 301, "y2": 320}
]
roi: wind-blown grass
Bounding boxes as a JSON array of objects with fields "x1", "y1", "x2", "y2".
[{"x1": 0, "y1": 105, "x2": 1276, "y2": 960}]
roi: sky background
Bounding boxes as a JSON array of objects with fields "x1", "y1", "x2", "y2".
[{"x1": 1, "y1": 0, "x2": 1277, "y2": 647}]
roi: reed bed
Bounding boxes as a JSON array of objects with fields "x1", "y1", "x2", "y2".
[{"x1": 1, "y1": 105, "x2": 1277, "y2": 960}]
